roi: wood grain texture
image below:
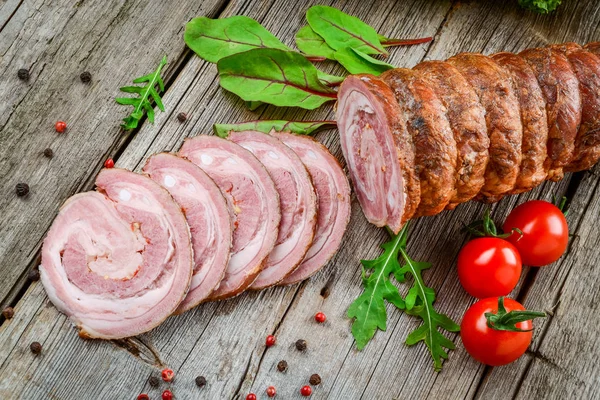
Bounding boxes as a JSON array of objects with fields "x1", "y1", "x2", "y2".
[{"x1": 1, "y1": 0, "x2": 600, "y2": 399}]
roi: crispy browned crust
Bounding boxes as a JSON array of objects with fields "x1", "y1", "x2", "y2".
[
  {"x1": 519, "y1": 47, "x2": 582, "y2": 180},
  {"x1": 381, "y1": 68, "x2": 457, "y2": 216},
  {"x1": 448, "y1": 53, "x2": 522, "y2": 202},
  {"x1": 492, "y1": 52, "x2": 549, "y2": 193},
  {"x1": 413, "y1": 60, "x2": 489, "y2": 208}
]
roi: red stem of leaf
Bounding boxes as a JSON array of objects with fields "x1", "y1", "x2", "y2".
[
  {"x1": 305, "y1": 55, "x2": 328, "y2": 62},
  {"x1": 381, "y1": 37, "x2": 433, "y2": 47}
]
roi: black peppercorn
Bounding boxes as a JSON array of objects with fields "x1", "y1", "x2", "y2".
[
  {"x1": 43, "y1": 148, "x2": 53, "y2": 158},
  {"x1": 15, "y1": 183, "x2": 29, "y2": 197},
  {"x1": 28, "y1": 269, "x2": 40, "y2": 281},
  {"x1": 276, "y1": 360, "x2": 288, "y2": 372},
  {"x1": 2, "y1": 306, "x2": 14, "y2": 320},
  {"x1": 295, "y1": 339, "x2": 307, "y2": 352},
  {"x1": 195, "y1": 376, "x2": 207, "y2": 387},
  {"x1": 18, "y1": 68, "x2": 30, "y2": 81},
  {"x1": 30, "y1": 341, "x2": 42, "y2": 354},
  {"x1": 80, "y1": 71, "x2": 92, "y2": 83},
  {"x1": 177, "y1": 112, "x2": 188, "y2": 122},
  {"x1": 309, "y1": 374, "x2": 321, "y2": 385},
  {"x1": 148, "y1": 375, "x2": 160, "y2": 387}
]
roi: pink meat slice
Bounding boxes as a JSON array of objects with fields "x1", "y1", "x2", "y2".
[
  {"x1": 228, "y1": 131, "x2": 318, "y2": 289},
  {"x1": 39, "y1": 168, "x2": 193, "y2": 339},
  {"x1": 274, "y1": 132, "x2": 352, "y2": 285},
  {"x1": 179, "y1": 135, "x2": 280, "y2": 300},
  {"x1": 143, "y1": 153, "x2": 232, "y2": 312}
]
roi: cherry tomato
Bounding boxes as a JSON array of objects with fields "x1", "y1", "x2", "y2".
[
  {"x1": 503, "y1": 200, "x2": 568, "y2": 266},
  {"x1": 461, "y1": 297, "x2": 533, "y2": 366},
  {"x1": 457, "y1": 237, "x2": 522, "y2": 298}
]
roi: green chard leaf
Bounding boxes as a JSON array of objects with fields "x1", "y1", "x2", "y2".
[
  {"x1": 213, "y1": 120, "x2": 336, "y2": 138},
  {"x1": 317, "y1": 70, "x2": 345, "y2": 86},
  {"x1": 306, "y1": 5, "x2": 387, "y2": 56},
  {"x1": 115, "y1": 55, "x2": 167, "y2": 130},
  {"x1": 334, "y1": 47, "x2": 394, "y2": 75},
  {"x1": 184, "y1": 16, "x2": 291, "y2": 63},
  {"x1": 377, "y1": 33, "x2": 433, "y2": 47},
  {"x1": 295, "y1": 25, "x2": 336, "y2": 60},
  {"x1": 217, "y1": 48, "x2": 337, "y2": 109}
]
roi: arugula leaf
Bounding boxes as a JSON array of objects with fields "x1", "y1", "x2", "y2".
[
  {"x1": 214, "y1": 120, "x2": 336, "y2": 138},
  {"x1": 217, "y1": 48, "x2": 337, "y2": 109},
  {"x1": 334, "y1": 47, "x2": 394, "y2": 75},
  {"x1": 306, "y1": 5, "x2": 387, "y2": 56},
  {"x1": 184, "y1": 16, "x2": 290, "y2": 63},
  {"x1": 518, "y1": 0, "x2": 562, "y2": 13},
  {"x1": 295, "y1": 25, "x2": 336, "y2": 60},
  {"x1": 115, "y1": 56, "x2": 167, "y2": 130}
]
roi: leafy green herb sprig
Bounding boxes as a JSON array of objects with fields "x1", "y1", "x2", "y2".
[
  {"x1": 115, "y1": 56, "x2": 167, "y2": 130},
  {"x1": 518, "y1": 0, "x2": 562, "y2": 14}
]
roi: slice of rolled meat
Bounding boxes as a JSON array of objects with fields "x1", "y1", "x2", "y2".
[
  {"x1": 273, "y1": 132, "x2": 351, "y2": 285},
  {"x1": 381, "y1": 68, "x2": 457, "y2": 216},
  {"x1": 448, "y1": 53, "x2": 522, "y2": 201},
  {"x1": 179, "y1": 135, "x2": 280, "y2": 300},
  {"x1": 550, "y1": 43, "x2": 600, "y2": 172},
  {"x1": 337, "y1": 74, "x2": 419, "y2": 233},
  {"x1": 413, "y1": 60, "x2": 489, "y2": 207},
  {"x1": 143, "y1": 153, "x2": 231, "y2": 312},
  {"x1": 40, "y1": 168, "x2": 193, "y2": 339},
  {"x1": 227, "y1": 130, "x2": 318, "y2": 289},
  {"x1": 519, "y1": 47, "x2": 581, "y2": 180},
  {"x1": 492, "y1": 52, "x2": 549, "y2": 192}
]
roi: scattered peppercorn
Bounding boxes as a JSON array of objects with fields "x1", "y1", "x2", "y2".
[
  {"x1": 195, "y1": 376, "x2": 206, "y2": 387},
  {"x1": 80, "y1": 71, "x2": 92, "y2": 83},
  {"x1": 246, "y1": 394, "x2": 257, "y2": 400},
  {"x1": 309, "y1": 374, "x2": 321, "y2": 386},
  {"x1": 161, "y1": 390, "x2": 173, "y2": 400},
  {"x1": 148, "y1": 376, "x2": 160, "y2": 387},
  {"x1": 161, "y1": 368, "x2": 174, "y2": 382},
  {"x1": 55, "y1": 121, "x2": 67, "y2": 133},
  {"x1": 300, "y1": 385, "x2": 312, "y2": 397},
  {"x1": 16, "y1": 183, "x2": 29, "y2": 197},
  {"x1": 43, "y1": 148, "x2": 53, "y2": 158},
  {"x1": 266, "y1": 386, "x2": 276, "y2": 397},
  {"x1": 314, "y1": 312, "x2": 326, "y2": 323},
  {"x1": 265, "y1": 334, "x2": 276, "y2": 347},
  {"x1": 276, "y1": 360, "x2": 288, "y2": 372},
  {"x1": 28, "y1": 268, "x2": 40, "y2": 281},
  {"x1": 30, "y1": 341, "x2": 42, "y2": 354},
  {"x1": 137, "y1": 394, "x2": 150, "y2": 400},
  {"x1": 18, "y1": 68, "x2": 30, "y2": 81},
  {"x1": 177, "y1": 112, "x2": 188, "y2": 122},
  {"x1": 295, "y1": 339, "x2": 307, "y2": 352},
  {"x1": 104, "y1": 158, "x2": 115, "y2": 168},
  {"x1": 2, "y1": 307, "x2": 14, "y2": 320}
]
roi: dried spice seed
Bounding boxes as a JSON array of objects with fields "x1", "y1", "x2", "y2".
[
  {"x1": 2, "y1": 307, "x2": 14, "y2": 319},
  {"x1": 265, "y1": 334, "x2": 276, "y2": 347},
  {"x1": 104, "y1": 158, "x2": 115, "y2": 168},
  {"x1": 195, "y1": 376, "x2": 206, "y2": 387},
  {"x1": 55, "y1": 121, "x2": 67, "y2": 133},
  {"x1": 28, "y1": 268, "x2": 40, "y2": 281},
  {"x1": 137, "y1": 395, "x2": 150, "y2": 400},
  {"x1": 16, "y1": 183, "x2": 29, "y2": 197},
  {"x1": 314, "y1": 312, "x2": 326, "y2": 323},
  {"x1": 177, "y1": 112, "x2": 188, "y2": 122},
  {"x1": 276, "y1": 360, "x2": 288, "y2": 372},
  {"x1": 309, "y1": 374, "x2": 321, "y2": 385},
  {"x1": 246, "y1": 394, "x2": 257, "y2": 400},
  {"x1": 295, "y1": 339, "x2": 307, "y2": 352},
  {"x1": 18, "y1": 69, "x2": 30, "y2": 81},
  {"x1": 266, "y1": 386, "x2": 276, "y2": 397},
  {"x1": 30, "y1": 342, "x2": 42, "y2": 354},
  {"x1": 148, "y1": 376, "x2": 160, "y2": 387},
  {"x1": 300, "y1": 385, "x2": 312, "y2": 397},
  {"x1": 161, "y1": 390, "x2": 173, "y2": 400},
  {"x1": 161, "y1": 368, "x2": 174, "y2": 382},
  {"x1": 43, "y1": 148, "x2": 54, "y2": 158},
  {"x1": 80, "y1": 71, "x2": 92, "y2": 83}
]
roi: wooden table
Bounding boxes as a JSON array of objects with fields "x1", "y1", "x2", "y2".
[{"x1": 1, "y1": 0, "x2": 599, "y2": 398}]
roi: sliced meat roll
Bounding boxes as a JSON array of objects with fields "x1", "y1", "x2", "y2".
[
  {"x1": 273, "y1": 132, "x2": 351, "y2": 285},
  {"x1": 413, "y1": 60, "x2": 489, "y2": 207},
  {"x1": 179, "y1": 135, "x2": 280, "y2": 300},
  {"x1": 519, "y1": 47, "x2": 582, "y2": 180},
  {"x1": 448, "y1": 53, "x2": 523, "y2": 201},
  {"x1": 551, "y1": 43, "x2": 600, "y2": 172},
  {"x1": 337, "y1": 74, "x2": 419, "y2": 233},
  {"x1": 40, "y1": 168, "x2": 193, "y2": 339},
  {"x1": 381, "y1": 68, "x2": 457, "y2": 216},
  {"x1": 143, "y1": 153, "x2": 231, "y2": 312},
  {"x1": 228, "y1": 130, "x2": 318, "y2": 289},
  {"x1": 492, "y1": 52, "x2": 549, "y2": 192}
]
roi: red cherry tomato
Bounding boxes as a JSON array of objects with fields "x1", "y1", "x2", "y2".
[
  {"x1": 503, "y1": 200, "x2": 568, "y2": 266},
  {"x1": 457, "y1": 237, "x2": 522, "y2": 298},
  {"x1": 461, "y1": 297, "x2": 533, "y2": 366}
]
